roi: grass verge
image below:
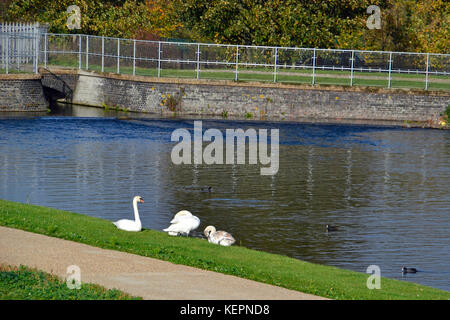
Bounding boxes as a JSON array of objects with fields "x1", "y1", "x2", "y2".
[
  {"x1": 44, "y1": 58, "x2": 450, "y2": 91},
  {"x1": 0, "y1": 199, "x2": 449, "y2": 300},
  {"x1": 0, "y1": 264, "x2": 140, "y2": 300}
]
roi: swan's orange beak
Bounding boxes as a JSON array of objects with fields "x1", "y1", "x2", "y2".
[{"x1": 139, "y1": 199, "x2": 144, "y2": 203}]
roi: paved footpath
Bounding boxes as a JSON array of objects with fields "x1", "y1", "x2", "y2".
[{"x1": 0, "y1": 226, "x2": 326, "y2": 300}]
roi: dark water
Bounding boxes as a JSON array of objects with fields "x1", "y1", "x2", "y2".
[{"x1": 0, "y1": 106, "x2": 449, "y2": 291}]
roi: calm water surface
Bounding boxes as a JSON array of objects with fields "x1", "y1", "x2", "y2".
[{"x1": 0, "y1": 106, "x2": 449, "y2": 291}]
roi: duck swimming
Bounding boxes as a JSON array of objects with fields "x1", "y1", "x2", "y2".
[
  {"x1": 326, "y1": 225, "x2": 339, "y2": 232},
  {"x1": 163, "y1": 210, "x2": 200, "y2": 236},
  {"x1": 204, "y1": 226, "x2": 236, "y2": 246},
  {"x1": 402, "y1": 267, "x2": 418, "y2": 273}
]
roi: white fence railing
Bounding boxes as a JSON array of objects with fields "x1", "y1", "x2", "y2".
[
  {"x1": 1, "y1": 28, "x2": 449, "y2": 91},
  {"x1": 0, "y1": 22, "x2": 49, "y2": 74}
]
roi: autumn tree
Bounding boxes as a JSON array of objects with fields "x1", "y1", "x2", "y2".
[
  {"x1": 4, "y1": 0, "x2": 181, "y2": 39},
  {"x1": 175, "y1": 0, "x2": 448, "y2": 53},
  {"x1": 3, "y1": 0, "x2": 448, "y2": 53},
  {"x1": 175, "y1": 0, "x2": 382, "y2": 48},
  {"x1": 408, "y1": 0, "x2": 449, "y2": 53},
  {"x1": 356, "y1": 0, "x2": 449, "y2": 53}
]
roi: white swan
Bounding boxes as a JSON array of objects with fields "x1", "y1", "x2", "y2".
[
  {"x1": 163, "y1": 210, "x2": 200, "y2": 236},
  {"x1": 113, "y1": 196, "x2": 144, "y2": 232},
  {"x1": 203, "y1": 226, "x2": 236, "y2": 246}
]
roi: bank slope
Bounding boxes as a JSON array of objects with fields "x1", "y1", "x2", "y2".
[{"x1": 0, "y1": 199, "x2": 448, "y2": 300}]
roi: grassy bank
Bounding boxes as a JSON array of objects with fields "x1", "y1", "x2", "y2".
[
  {"x1": 0, "y1": 199, "x2": 449, "y2": 300},
  {"x1": 45, "y1": 58, "x2": 450, "y2": 91},
  {"x1": 0, "y1": 264, "x2": 140, "y2": 300}
]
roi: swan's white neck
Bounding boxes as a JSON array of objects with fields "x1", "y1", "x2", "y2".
[{"x1": 133, "y1": 198, "x2": 141, "y2": 223}]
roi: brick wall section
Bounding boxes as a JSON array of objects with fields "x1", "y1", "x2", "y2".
[
  {"x1": 71, "y1": 71, "x2": 450, "y2": 122},
  {"x1": 0, "y1": 75, "x2": 48, "y2": 111}
]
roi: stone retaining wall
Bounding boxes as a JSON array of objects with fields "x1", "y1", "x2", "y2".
[
  {"x1": 0, "y1": 74, "x2": 48, "y2": 111},
  {"x1": 70, "y1": 71, "x2": 449, "y2": 122},
  {"x1": 1, "y1": 69, "x2": 449, "y2": 124}
]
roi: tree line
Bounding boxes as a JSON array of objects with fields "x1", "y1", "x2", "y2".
[{"x1": 2, "y1": 0, "x2": 448, "y2": 53}]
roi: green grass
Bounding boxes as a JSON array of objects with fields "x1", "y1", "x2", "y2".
[
  {"x1": 0, "y1": 264, "x2": 140, "y2": 300},
  {"x1": 0, "y1": 199, "x2": 449, "y2": 300},
  {"x1": 0, "y1": 68, "x2": 34, "y2": 74},
  {"x1": 44, "y1": 57, "x2": 450, "y2": 91},
  {"x1": 5, "y1": 55, "x2": 449, "y2": 92}
]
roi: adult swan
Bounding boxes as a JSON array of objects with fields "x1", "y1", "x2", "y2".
[
  {"x1": 163, "y1": 210, "x2": 200, "y2": 236},
  {"x1": 113, "y1": 196, "x2": 144, "y2": 231}
]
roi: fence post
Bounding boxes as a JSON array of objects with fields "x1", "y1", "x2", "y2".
[
  {"x1": 26, "y1": 24, "x2": 29, "y2": 67},
  {"x1": 17, "y1": 25, "x2": 21, "y2": 70},
  {"x1": 196, "y1": 43, "x2": 200, "y2": 80},
  {"x1": 10, "y1": 23, "x2": 13, "y2": 68},
  {"x1": 312, "y1": 48, "x2": 316, "y2": 85},
  {"x1": 78, "y1": 35, "x2": 81, "y2": 69},
  {"x1": 5, "y1": 34, "x2": 8, "y2": 74},
  {"x1": 20, "y1": 23, "x2": 22, "y2": 67},
  {"x1": 117, "y1": 38, "x2": 120, "y2": 74},
  {"x1": 1, "y1": 25, "x2": 4, "y2": 70},
  {"x1": 133, "y1": 39, "x2": 136, "y2": 76},
  {"x1": 0, "y1": 34, "x2": 2, "y2": 70},
  {"x1": 44, "y1": 33, "x2": 47, "y2": 68},
  {"x1": 101, "y1": 36, "x2": 104, "y2": 72},
  {"x1": 85, "y1": 34, "x2": 89, "y2": 70},
  {"x1": 34, "y1": 23, "x2": 39, "y2": 74},
  {"x1": 157, "y1": 41, "x2": 161, "y2": 78},
  {"x1": 30, "y1": 24, "x2": 33, "y2": 72},
  {"x1": 23, "y1": 24, "x2": 28, "y2": 63},
  {"x1": 425, "y1": 53, "x2": 429, "y2": 90},
  {"x1": 235, "y1": 45, "x2": 239, "y2": 81},
  {"x1": 350, "y1": 50, "x2": 355, "y2": 86},
  {"x1": 9, "y1": 23, "x2": 12, "y2": 67},
  {"x1": 273, "y1": 47, "x2": 278, "y2": 82},
  {"x1": 388, "y1": 52, "x2": 392, "y2": 88}
]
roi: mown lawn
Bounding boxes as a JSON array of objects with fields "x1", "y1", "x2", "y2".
[
  {"x1": 0, "y1": 199, "x2": 449, "y2": 300},
  {"x1": 0, "y1": 264, "x2": 140, "y2": 300}
]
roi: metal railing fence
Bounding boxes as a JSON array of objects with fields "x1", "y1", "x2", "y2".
[
  {"x1": 0, "y1": 23, "x2": 43, "y2": 74},
  {"x1": 1, "y1": 28, "x2": 449, "y2": 91}
]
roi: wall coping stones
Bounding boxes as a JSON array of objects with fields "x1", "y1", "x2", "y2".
[{"x1": 0, "y1": 74, "x2": 42, "y2": 80}]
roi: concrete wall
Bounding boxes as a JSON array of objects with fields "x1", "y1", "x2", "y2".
[
  {"x1": 71, "y1": 71, "x2": 450, "y2": 122},
  {"x1": 0, "y1": 74, "x2": 48, "y2": 111}
]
